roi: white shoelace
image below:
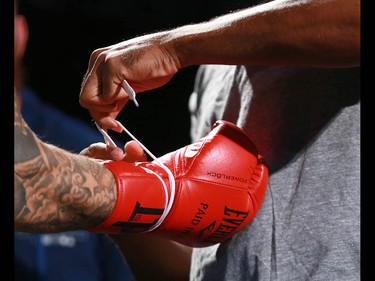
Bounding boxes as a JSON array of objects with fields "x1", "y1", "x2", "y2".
[{"x1": 95, "y1": 82, "x2": 175, "y2": 231}]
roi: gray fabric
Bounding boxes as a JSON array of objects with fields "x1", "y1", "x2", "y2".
[{"x1": 189, "y1": 65, "x2": 360, "y2": 281}]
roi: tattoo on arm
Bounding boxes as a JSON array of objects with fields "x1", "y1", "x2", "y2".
[{"x1": 14, "y1": 93, "x2": 116, "y2": 233}]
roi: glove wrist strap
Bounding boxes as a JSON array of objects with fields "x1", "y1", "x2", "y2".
[{"x1": 95, "y1": 120, "x2": 176, "y2": 232}]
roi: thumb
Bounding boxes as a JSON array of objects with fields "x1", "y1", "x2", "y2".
[{"x1": 123, "y1": 140, "x2": 147, "y2": 163}]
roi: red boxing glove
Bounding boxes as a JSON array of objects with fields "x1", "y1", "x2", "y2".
[{"x1": 88, "y1": 120, "x2": 268, "y2": 247}]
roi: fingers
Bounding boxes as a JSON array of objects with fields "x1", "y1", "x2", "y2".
[
  {"x1": 93, "y1": 116, "x2": 124, "y2": 133},
  {"x1": 80, "y1": 143, "x2": 125, "y2": 161},
  {"x1": 100, "y1": 57, "x2": 128, "y2": 102},
  {"x1": 123, "y1": 140, "x2": 147, "y2": 162},
  {"x1": 80, "y1": 141, "x2": 146, "y2": 163},
  {"x1": 80, "y1": 48, "x2": 133, "y2": 131},
  {"x1": 89, "y1": 102, "x2": 127, "y2": 133},
  {"x1": 87, "y1": 47, "x2": 108, "y2": 71}
]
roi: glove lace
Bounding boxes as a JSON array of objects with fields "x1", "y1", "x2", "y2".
[{"x1": 95, "y1": 121, "x2": 176, "y2": 232}]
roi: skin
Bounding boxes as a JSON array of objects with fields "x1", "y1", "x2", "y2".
[
  {"x1": 82, "y1": 144, "x2": 192, "y2": 281},
  {"x1": 14, "y1": 87, "x2": 150, "y2": 233},
  {"x1": 14, "y1": 5, "x2": 192, "y2": 280},
  {"x1": 15, "y1": 91, "x2": 116, "y2": 232},
  {"x1": 13, "y1": 11, "x2": 144, "y2": 233},
  {"x1": 78, "y1": 0, "x2": 360, "y2": 280},
  {"x1": 14, "y1": 9, "x2": 190, "y2": 279},
  {"x1": 79, "y1": 0, "x2": 360, "y2": 132},
  {"x1": 14, "y1": 0, "x2": 360, "y2": 279}
]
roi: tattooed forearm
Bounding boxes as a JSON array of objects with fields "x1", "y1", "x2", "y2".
[{"x1": 14, "y1": 92, "x2": 116, "y2": 233}]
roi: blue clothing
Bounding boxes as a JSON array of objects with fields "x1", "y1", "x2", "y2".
[
  {"x1": 14, "y1": 232, "x2": 135, "y2": 281},
  {"x1": 15, "y1": 87, "x2": 136, "y2": 281},
  {"x1": 20, "y1": 87, "x2": 118, "y2": 153}
]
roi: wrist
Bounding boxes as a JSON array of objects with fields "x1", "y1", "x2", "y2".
[{"x1": 164, "y1": 24, "x2": 208, "y2": 69}]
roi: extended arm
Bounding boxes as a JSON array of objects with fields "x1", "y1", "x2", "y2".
[
  {"x1": 14, "y1": 90, "x2": 116, "y2": 232},
  {"x1": 171, "y1": 0, "x2": 360, "y2": 68},
  {"x1": 79, "y1": 0, "x2": 360, "y2": 131},
  {"x1": 14, "y1": 89, "x2": 192, "y2": 279},
  {"x1": 79, "y1": 119, "x2": 269, "y2": 280}
]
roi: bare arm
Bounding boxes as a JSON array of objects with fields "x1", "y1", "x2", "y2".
[
  {"x1": 80, "y1": 0, "x2": 360, "y2": 131},
  {"x1": 80, "y1": 140, "x2": 192, "y2": 281},
  {"x1": 14, "y1": 92, "x2": 192, "y2": 278},
  {"x1": 170, "y1": 0, "x2": 360, "y2": 68},
  {"x1": 14, "y1": 90, "x2": 116, "y2": 232}
]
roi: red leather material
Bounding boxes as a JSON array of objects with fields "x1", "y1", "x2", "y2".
[{"x1": 88, "y1": 120, "x2": 268, "y2": 247}]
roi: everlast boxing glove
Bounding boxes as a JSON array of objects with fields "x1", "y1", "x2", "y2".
[{"x1": 88, "y1": 120, "x2": 268, "y2": 247}]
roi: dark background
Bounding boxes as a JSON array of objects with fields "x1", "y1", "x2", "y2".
[{"x1": 17, "y1": 0, "x2": 251, "y2": 156}]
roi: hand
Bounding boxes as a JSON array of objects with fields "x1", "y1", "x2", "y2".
[
  {"x1": 80, "y1": 140, "x2": 147, "y2": 162},
  {"x1": 79, "y1": 32, "x2": 181, "y2": 132},
  {"x1": 88, "y1": 120, "x2": 268, "y2": 247}
]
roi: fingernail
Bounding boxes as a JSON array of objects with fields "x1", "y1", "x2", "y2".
[{"x1": 110, "y1": 149, "x2": 124, "y2": 160}]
